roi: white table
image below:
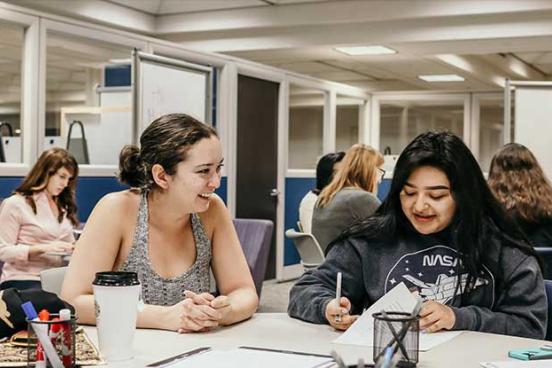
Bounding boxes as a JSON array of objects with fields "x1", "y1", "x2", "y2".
[{"x1": 84, "y1": 313, "x2": 545, "y2": 367}]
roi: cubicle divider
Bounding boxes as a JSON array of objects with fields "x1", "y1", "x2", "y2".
[
  {"x1": 0, "y1": 175, "x2": 228, "y2": 223},
  {"x1": 0, "y1": 177, "x2": 22, "y2": 198}
]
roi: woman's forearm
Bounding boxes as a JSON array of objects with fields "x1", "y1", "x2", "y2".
[
  {"x1": 70, "y1": 294, "x2": 96, "y2": 325},
  {"x1": 221, "y1": 287, "x2": 258, "y2": 326},
  {"x1": 71, "y1": 294, "x2": 174, "y2": 331}
]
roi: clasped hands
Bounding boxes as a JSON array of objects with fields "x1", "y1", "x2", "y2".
[
  {"x1": 174, "y1": 290, "x2": 232, "y2": 333},
  {"x1": 325, "y1": 297, "x2": 455, "y2": 333}
]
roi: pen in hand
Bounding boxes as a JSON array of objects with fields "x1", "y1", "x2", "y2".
[{"x1": 334, "y1": 272, "x2": 342, "y2": 322}]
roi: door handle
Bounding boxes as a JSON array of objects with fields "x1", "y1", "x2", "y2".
[{"x1": 269, "y1": 189, "x2": 280, "y2": 197}]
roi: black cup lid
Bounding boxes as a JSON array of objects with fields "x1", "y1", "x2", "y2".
[{"x1": 92, "y1": 271, "x2": 140, "y2": 286}]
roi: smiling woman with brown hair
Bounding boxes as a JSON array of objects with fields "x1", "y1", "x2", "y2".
[
  {"x1": 488, "y1": 143, "x2": 552, "y2": 247},
  {"x1": 62, "y1": 113, "x2": 258, "y2": 333}
]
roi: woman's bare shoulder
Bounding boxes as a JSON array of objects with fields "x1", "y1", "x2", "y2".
[
  {"x1": 95, "y1": 189, "x2": 141, "y2": 214},
  {"x1": 198, "y1": 194, "x2": 229, "y2": 229}
]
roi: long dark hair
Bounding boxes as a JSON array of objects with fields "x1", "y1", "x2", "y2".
[
  {"x1": 313, "y1": 152, "x2": 345, "y2": 194},
  {"x1": 15, "y1": 147, "x2": 79, "y2": 226},
  {"x1": 119, "y1": 113, "x2": 218, "y2": 191},
  {"x1": 488, "y1": 143, "x2": 552, "y2": 225},
  {"x1": 344, "y1": 131, "x2": 535, "y2": 296}
]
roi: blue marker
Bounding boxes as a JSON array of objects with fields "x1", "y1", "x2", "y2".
[
  {"x1": 22, "y1": 302, "x2": 64, "y2": 368},
  {"x1": 382, "y1": 346, "x2": 394, "y2": 368}
]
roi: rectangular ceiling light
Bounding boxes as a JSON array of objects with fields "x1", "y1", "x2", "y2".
[
  {"x1": 334, "y1": 45, "x2": 396, "y2": 56},
  {"x1": 418, "y1": 74, "x2": 465, "y2": 82}
]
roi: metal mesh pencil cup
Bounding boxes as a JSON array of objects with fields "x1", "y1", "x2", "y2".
[
  {"x1": 372, "y1": 311, "x2": 419, "y2": 368},
  {"x1": 26, "y1": 314, "x2": 77, "y2": 368}
]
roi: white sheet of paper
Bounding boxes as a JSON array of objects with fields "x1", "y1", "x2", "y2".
[
  {"x1": 480, "y1": 361, "x2": 552, "y2": 368},
  {"x1": 333, "y1": 282, "x2": 463, "y2": 351},
  {"x1": 165, "y1": 348, "x2": 334, "y2": 368}
]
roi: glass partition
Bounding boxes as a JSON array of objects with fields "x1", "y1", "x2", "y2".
[
  {"x1": 479, "y1": 98, "x2": 504, "y2": 172},
  {"x1": 336, "y1": 95, "x2": 361, "y2": 152},
  {"x1": 0, "y1": 21, "x2": 24, "y2": 163},
  {"x1": 288, "y1": 85, "x2": 324, "y2": 169},
  {"x1": 379, "y1": 99, "x2": 464, "y2": 155},
  {"x1": 45, "y1": 31, "x2": 133, "y2": 165}
]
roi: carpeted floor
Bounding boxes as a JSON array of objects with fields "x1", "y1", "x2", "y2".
[{"x1": 258, "y1": 279, "x2": 295, "y2": 313}]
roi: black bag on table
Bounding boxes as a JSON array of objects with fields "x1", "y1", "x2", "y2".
[{"x1": 0, "y1": 288, "x2": 75, "y2": 339}]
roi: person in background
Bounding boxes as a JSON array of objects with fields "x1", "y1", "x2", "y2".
[
  {"x1": 0, "y1": 148, "x2": 78, "y2": 291},
  {"x1": 488, "y1": 143, "x2": 552, "y2": 247},
  {"x1": 311, "y1": 144, "x2": 383, "y2": 252},
  {"x1": 298, "y1": 152, "x2": 345, "y2": 233},
  {"x1": 289, "y1": 131, "x2": 546, "y2": 339},
  {"x1": 62, "y1": 113, "x2": 258, "y2": 333}
]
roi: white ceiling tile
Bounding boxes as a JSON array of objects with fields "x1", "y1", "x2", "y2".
[
  {"x1": 108, "y1": 0, "x2": 162, "y2": 14},
  {"x1": 159, "y1": 0, "x2": 265, "y2": 14},
  {"x1": 309, "y1": 70, "x2": 374, "y2": 82}
]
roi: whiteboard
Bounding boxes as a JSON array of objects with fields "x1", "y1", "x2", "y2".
[
  {"x1": 515, "y1": 87, "x2": 552, "y2": 179},
  {"x1": 134, "y1": 51, "x2": 212, "y2": 135}
]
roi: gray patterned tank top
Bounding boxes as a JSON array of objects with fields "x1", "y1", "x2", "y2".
[{"x1": 119, "y1": 193, "x2": 211, "y2": 306}]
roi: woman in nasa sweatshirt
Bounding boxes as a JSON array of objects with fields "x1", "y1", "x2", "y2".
[{"x1": 288, "y1": 131, "x2": 546, "y2": 339}]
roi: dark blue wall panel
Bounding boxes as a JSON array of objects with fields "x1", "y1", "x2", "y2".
[
  {"x1": 105, "y1": 65, "x2": 131, "y2": 87},
  {"x1": 75, "y1": 177, "x2": 128, "y2": 221},
  {"x1": 216, "y1": 176, "x2": 227, "y2": 204},
  {"x1": 2, "y1": 175, "x2": 228, "y2": 223},
  {"x1": 284, "y1": 177, "x2": 392, "y2": 266},
  {"x1": 284, "y1": 178, "x2": 316, "y2": 266},
  {"x1": 0, "y1": 177, "x2": 22, "y2": 199},
  {"x1": 377, "y1": 178, "x2": 392, "y2": 202}
]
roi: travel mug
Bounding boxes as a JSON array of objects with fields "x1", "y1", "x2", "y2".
[{"x1": 92, "y1": 271, "x2": 141, "y2": 362}]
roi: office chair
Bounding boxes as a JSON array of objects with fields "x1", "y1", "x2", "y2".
[
  {"x1": 544, "y1": 280, "x2": 552, "y2": 340},
  {"x1": 535, "y1": 247, "x2": 552, "y2": 280},
  {"x1": 233, "y1": 218, "x2": 273, "y2": 297},
  {"x1": 40, "y1": 266, "x2": 68, "y2": 297},
  {"x1": 285, "y1": 229, "x2": 325, "y2": 271}
]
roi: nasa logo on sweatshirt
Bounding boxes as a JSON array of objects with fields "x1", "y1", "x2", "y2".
[{"x1": 384, "y1": 245, "x2": 493, "y2": 305}]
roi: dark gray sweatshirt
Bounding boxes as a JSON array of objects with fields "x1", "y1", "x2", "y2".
[{"x1": 288, "y1": 227, "x2": 547, "y2": 339}]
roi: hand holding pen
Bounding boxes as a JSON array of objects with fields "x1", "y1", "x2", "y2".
[{"x1": 325, "y1": 272, "x2": 358, "y2": 330}]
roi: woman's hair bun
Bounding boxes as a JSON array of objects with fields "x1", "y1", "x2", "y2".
[{"x1": 118, "y1": 145, "x2": 144, "y2": 188}]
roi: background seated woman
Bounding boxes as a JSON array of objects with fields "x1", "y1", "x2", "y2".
[
  {"x1": 0, "y1": 148, "x2": 78, "y2": 291},
  {"x1": 488, "y1": 143, "x2": 552, "y2": 248},
  {"x1": 312, "y1": 144, "x2": 383, "y2": 252},
  {"x1": 288, "y1": 131, "x2": 546, "y2": 339},
  {"x1": 62, "y1": 113, "x2": 258, "y2": 332},
  {"x1": 298, "y1": 151, "x2": 344, "y2": 234}
]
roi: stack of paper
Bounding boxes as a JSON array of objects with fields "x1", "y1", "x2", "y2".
[
  {"x1": 158, "y1": 348, "x2": 334, "y2": 368},
  {"x1": 333, "y1": 282, "x2": 463, "y2": 351}
]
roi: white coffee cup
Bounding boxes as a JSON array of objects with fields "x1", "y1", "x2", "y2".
[{"x1": 92, "y1": 271, "x2": 141, "y2": 362}]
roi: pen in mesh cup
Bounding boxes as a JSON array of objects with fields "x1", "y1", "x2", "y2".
[{"x1": 335, "y1": 272, "x2": 342, "y2": 322}]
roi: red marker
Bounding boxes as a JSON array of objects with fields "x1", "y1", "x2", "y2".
[
  {"x1": 50, "y1": 317, "x2": 61, "y2": 352},
  {"x1": 59, "y1": 309, "x2": 72, "y2": 367}
]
